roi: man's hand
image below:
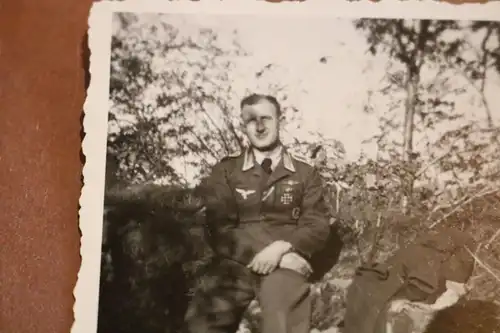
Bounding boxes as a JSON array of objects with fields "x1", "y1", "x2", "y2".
[
  {"x1": 247, "y1": 241, "x2": 292, "y2": 275},
  {"x1": 429, "y1": 281, "x2": 465, "y2": 311},
  {"x1": 279, "y1": 252, "x2": 312, "y2": 277},
  {"x1": 389, "y1": 299, "x2": 411, "y2": 314}
]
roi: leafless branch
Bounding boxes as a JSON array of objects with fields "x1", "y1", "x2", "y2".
[
  {"x1": 185, "y1": 127, "x2": 218, "y2": 161},
  {"x1": 425, "y1": 193, "x2": 470, "y2": 223},
  {"x1": 440, "y1": 47, "x2": 494, "y2": 129},
  {"x1": 478, "y1": 25, "x2": 494, "y2": 128},
  {"x1": 223, "y1": 114, "x2": 244, "y2": 150},
  {"x1": 415, "y1": 137, "x2": 462, "y2": 179},
  {"x1": 429, "y1": 186, "x2": 500, "y2": 228},
  {"x1": 485, "y1": 228, "x2": 500, "y2": 250},
  {"x1": 193, "y1": 98, "x2": 232, "y2": 154},
  {"x1": 466, "y1": 246, "x2": 500, "y2": 284}
]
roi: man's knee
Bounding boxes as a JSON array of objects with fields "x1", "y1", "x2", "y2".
[
  {"x1": 258, "y1": 269, "x2": 312, "y2": 333},
  {"x1": 259, "y1": 269, "x2": 311, "y2": 310}
]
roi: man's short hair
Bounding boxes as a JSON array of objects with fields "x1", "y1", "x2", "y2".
[{"x1": 240, "y1": 93, "x2": 281, "y2": 117}]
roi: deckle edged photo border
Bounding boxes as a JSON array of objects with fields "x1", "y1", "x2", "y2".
[{"x1": 78, "y1": 1, "x2": 500, "y2": 333}]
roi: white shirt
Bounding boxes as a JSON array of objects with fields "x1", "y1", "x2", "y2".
[{"x1": 252, "y1": 146, "x2": 283, "y2": 171}]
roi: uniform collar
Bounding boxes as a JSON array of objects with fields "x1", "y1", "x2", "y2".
[
  {"x1": 242, "y1": 145, "x2": 296, "y2": 173},
  {"x1": 252, "y1": 146, "x2": 283, "y2": 169}
]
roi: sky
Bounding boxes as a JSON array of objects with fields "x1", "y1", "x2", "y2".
[
  {"x1": 111, "y1": 13, "x2": 500, "y2": 185},
  {"x1": 168, "y1": 14, "x2": 389, "y2": 160}
]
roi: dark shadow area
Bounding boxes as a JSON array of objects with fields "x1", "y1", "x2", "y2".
[
  {"x1": 97, "y1": 186, "x2": 196, "y2": 333},
  {"x1": 424, "y1": 299, "x2": 500, "y2": 333},
  {"x1": 96, "y1": 183, "x2": 242, "y2": 333},
  {"x1": 308, "y1": 223, "x2": 344, "y2": 283}
]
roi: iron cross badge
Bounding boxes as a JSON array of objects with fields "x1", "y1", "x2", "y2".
[{"x1": 281, "y1": 192, "x2": 293, "y2": 204}]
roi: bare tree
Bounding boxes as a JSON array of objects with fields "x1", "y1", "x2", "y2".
[{"x1": 354, "y1": 19, "x2": 499, "y2": 214}]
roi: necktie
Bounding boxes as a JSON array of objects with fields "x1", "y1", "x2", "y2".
[{"x1": 261, "y1": 158, "x2": 273, "y2": 174}]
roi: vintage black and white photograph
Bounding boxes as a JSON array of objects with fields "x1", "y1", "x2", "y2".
[{"x1": 79, "y1": 2, "x2": 500, "y2": 333}]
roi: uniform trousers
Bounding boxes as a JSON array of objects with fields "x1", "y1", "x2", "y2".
[{"x1": 184, "y1": 258, "x2": 312, "y2": 333}]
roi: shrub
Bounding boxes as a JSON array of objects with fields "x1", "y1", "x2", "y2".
[{"x1": 98, "y1": 184, "x2": 210, "y2": 333}]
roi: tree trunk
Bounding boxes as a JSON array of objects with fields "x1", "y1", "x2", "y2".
[
  {"x1": 479, "y1": 24, "x2": 494, "y2": 129},
  {"x1": 401, "y1": 68, "x2": 419, "y2": 215}
]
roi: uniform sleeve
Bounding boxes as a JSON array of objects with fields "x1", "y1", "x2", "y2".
[
  {"x1": 285, "y1": 168, "x2": 330, "y2": 259},
  {"x1": 200, "y1": 161, "x2": 235, "y2": 245}
]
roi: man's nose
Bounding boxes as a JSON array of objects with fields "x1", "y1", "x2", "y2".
[{"x1": 256, "y1": 120, "x2": 265, "y2": 132}]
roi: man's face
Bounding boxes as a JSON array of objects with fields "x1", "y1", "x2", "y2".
[{"x1": 241, "y1": 99, "x2": 280, "y2": 151}]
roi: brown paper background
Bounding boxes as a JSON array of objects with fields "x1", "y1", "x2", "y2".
[
  {"x1": 1, "y1": 0, "x2": 91, "y2": 332},
  {"x1": 0, "y1": 0, "x2": 487, "y2": 332}
]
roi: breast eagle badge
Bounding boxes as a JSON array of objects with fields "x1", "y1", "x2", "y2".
[
  {"x1": 236, "y1": 188, "x2": 256, "y2": 200},
  {"x1": 284, "y1": 180, "x2": 300, "y2": 186}
]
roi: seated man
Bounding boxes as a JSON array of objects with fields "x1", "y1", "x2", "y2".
[{"x1": 184, "y1": 94, "x2": 334, "y2": 333}]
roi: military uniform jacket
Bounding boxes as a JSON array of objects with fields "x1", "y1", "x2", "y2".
[{"x1": 201, "y1": 147, "x2": 331, "y2": 266}]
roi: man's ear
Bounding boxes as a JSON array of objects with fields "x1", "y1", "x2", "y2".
[{"x1": 240, "y1": 121, "x2": 247, "y2": 134}]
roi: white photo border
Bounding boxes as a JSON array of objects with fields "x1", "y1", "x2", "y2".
[{"x1": 77, "y1": 1, "x2": 500, "y2": 332}]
